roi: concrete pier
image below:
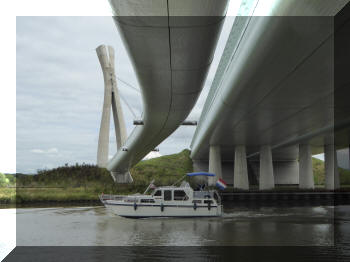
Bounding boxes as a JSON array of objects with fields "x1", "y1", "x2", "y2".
[
  {"x1": 299, "y1": 144, "x2": 314, "y2": 189},
  {"x1": 325, "y1": 143, "x2": 340, "y2": 190},
  {"x1": 208, "y1": 145, "x2": 222, "y2": 186},
  {"x1": 259, "y1": 145, "x2": 275, "y2": 190},
  {"x1": 111, "y1": 171, "x2": 133, "y2": 183},
  {"x1": 234, "y1": 145, "x2": 249, "y2": 190},
  {"x1": 96, "y1": 45, "x2": 112, "y2": 168}
]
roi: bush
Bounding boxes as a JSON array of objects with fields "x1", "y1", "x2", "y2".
[
  {"x1": 14, "y1": 149, "x2": 194, "y2": 196},
  {"x1": 0, "y1": 173, "x2": 10, "y2": 187}
]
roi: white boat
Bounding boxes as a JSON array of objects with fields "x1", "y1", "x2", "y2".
[{"x1": 99, "y1": 173, "x2": 223, "y2": 218}]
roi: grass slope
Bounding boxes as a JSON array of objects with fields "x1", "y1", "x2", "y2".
[{"x1": 131, "y1": 149, "x2": 193, "y2": 185}]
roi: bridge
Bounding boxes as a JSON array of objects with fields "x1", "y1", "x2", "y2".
[
  {"x1": 190, "y1": 0, "x2": 350, "y2": 190},
  {"x1": 98, "y1": 0, "x2": 350, "y2": 188},
  {"x1": 99, "y1": 0, "x2": 229, "y2": 182}
]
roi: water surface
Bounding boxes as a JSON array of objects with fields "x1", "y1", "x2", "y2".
[{"x1": 16, "y1": 205, "x2": 338, "y2": 246}]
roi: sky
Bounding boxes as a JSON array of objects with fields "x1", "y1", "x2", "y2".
[{"x1": 15, "y1": 16, "x2": 236, "y2": 174}]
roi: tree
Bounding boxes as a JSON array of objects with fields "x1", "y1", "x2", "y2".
[{"x1": 0, "y1": 173, "x2": 10, "y2": 187}]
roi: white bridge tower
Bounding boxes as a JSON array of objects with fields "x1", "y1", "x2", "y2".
[{"x1": 96, "y1": 45, "x2": 132, "y2": 182}]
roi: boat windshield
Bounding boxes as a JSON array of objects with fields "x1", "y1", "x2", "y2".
[
  {"x1": 180, "y1": 181, "x2": 190, "y2": 187},
  {"x1": 194, "y1": 183, "x2": 206, "y2": 191},
  {"x1": 152, "y1": 189, "x2": 162, "y2": 196}
]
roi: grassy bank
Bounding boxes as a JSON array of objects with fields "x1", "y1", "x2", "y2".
[
  {"x1": 1, "y1": 150, "x2": 350, "y2": 204},
  {"x1": 15, "y1": 187, "x2": 100, "y2": 203},
  {"x1": 2, "y1": 149, "x2": 193, "y2": 204},
  {"x1": 0, "y1": 188, "x2": 16, "y2": 203}
]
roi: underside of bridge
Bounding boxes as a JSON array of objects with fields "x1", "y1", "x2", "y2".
[
  {"x1": 190, "y1": 0, "x2": 350, "y2": 190},
  {"x1": 106, "y1": 0, "x2": 229, "y2": 182}
]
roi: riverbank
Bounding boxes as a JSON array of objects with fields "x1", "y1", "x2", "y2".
[
  {"x1": 2, "y1": 186, "x2": 350, "y2": 206},
  {"x1": 0, "y1": 186, "x2": 145, "y2": 204},
  {"x1": 2, "y1": 149, "x2": 350, "y2": 204}
]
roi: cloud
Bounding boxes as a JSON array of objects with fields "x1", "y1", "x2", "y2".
[
  {"x1": 47, "y1": 148, "x2": 59, "y2": 154},
  {"x1": 30, "y1": 148, "x2": 58, "y2": 154},
  {"x1": 30, "y1": 149, "x2": 45, "y2": 154},
  {"x1": 143, "y1": 151, "x2": 162, "y2": 160}
]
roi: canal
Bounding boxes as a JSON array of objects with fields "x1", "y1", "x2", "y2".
[{"x1": 2, "y1": 204, "x2": 350, "y2": 261}]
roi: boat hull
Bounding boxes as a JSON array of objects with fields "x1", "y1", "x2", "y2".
[{"x1": 103, "y1": 201, "x2": 222, "y2": 218}]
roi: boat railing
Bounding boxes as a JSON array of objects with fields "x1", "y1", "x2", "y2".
[
  {"x1": 100, "y1": 194, "x2": 123, "y2": 201},
  {"x1": 100, "y1": 194, "x2": 139, "y2": 202}
]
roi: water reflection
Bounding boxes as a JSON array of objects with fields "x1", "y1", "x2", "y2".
[{"x1": 15, "y1": 205, "x2": 337, "y2": 246}]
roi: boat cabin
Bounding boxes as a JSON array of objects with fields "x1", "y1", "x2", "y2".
[
  {"x1": 152, "y1": 186, "x2": 192, "y2": 202},
  {"x1": 134, "y1": 182, "x2": 221, "y2": 205}
]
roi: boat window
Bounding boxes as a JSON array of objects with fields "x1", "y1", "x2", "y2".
[
  {"x1": 193, "y1": 191, "x2": 213, "y2": 199},
  {"x1": 164, "y1": 190, "x2": 172, "y2": 201},
  {"x1": 174, "y1": 190, "x2": 188, "y2": 201},
  {"x1": 154, "y1": 190, "x2": 161, "y2": 196},
  {"x1": 204, "y1": 200, "x2": 213, "y2": 204},
  {"x1": 192, "y1": 200, "x2": 202, "y2": 204},
  {"x1": 141, "y1": 199, "x2": 155, "y2": 203}
]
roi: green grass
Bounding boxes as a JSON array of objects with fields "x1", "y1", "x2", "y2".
[
  {"x1": 313, "y1": 157, "x2": 325, "y2": 185},
  {"x1": 0, "y1": 188, "x2": 16, "y2": 203},
  {"x1": 131, "y1": 149, "x2": 193, "y2": 185},
  {"x1": 15, "y1": 187, "x2": 99, "y2": 203}
]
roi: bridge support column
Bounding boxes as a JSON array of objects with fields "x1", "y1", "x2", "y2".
[
  {"x1": 299, "y1": 144, "x2": 314, "y2": 189},
  {"x1": 259, "y1": 145, "x2": 274, "y2": 190},
  {"x1": 111, "y1": 171, "x2": 133, "y2": 183},
  {"x1": 325, "y1": 144, "x2": 340, "y2": 190},
  {"x1": 96, "y1": 45, "x2": 130, "y2": 183},
  {"x1": 208, "y1": 145, "x2": 222, "y2": 186},
  {"x1": 234, "y1": 145, "x2": 249, "y2": 190},
  {"x1": 96, "y1": 45, "x2": 127, "y2": 167}
]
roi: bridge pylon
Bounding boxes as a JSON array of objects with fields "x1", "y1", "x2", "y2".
[{"x1": 96, "y1": 45, "x2": 132, "y2": 183}]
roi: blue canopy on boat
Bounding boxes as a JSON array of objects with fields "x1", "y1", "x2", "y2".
[{"x1": 186, "y1": 172, "x2": 215, "y2": 177}]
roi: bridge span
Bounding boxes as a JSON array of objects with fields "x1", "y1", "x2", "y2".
[
  {"x1": 106, "y1": 0, "x2": 229, "y2": 182},
  {"x1": 190, "y1": 0, "x2": 350, "y2": 190}
]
